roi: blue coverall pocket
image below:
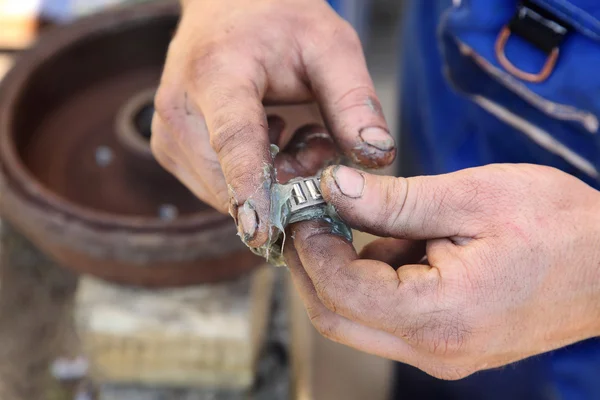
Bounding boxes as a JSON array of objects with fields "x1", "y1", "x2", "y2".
[{"x1": 438, "y1": 0, "x2": 600, "y2": 180}]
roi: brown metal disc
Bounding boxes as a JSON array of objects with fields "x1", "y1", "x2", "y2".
[{"x1": 0, "y1": 1, "x2": 261, "y2": 287}]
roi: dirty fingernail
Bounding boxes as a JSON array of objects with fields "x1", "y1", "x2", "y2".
[
  {"x1": 292, "y1": 131, "x2": 332, "y2": 152},
  {"x1": 359, "y1": 127, "x2": 395, "y2": 151},
  {"x1": 303, "y1": 131, "x2": 332, "y2": 144},
  {"x1": 333, "y1": 165, "x2": 365, "y2": 198},
  {"x1": 237, "y1": 203, "x2": 258, "y2": 241}
]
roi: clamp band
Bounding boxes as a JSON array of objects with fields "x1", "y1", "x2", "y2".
[{"x1": 243, "y1": 175, "x2": 352, "y2": 266}]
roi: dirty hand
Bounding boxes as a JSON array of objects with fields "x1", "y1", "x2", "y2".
[
  {"x1": 151, "y1": 0, "x2": 395, "y2": 246},
  {"x1": 286, "y1": 163, "x2": 600, "y2": 380}
]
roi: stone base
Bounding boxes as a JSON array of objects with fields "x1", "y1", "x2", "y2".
[
  {"x1": 76, "y1": 266, "x2": 275, "y2": 390},
  {"x1": 96, "y1": 268, "x2": 290, "y2": 400}
]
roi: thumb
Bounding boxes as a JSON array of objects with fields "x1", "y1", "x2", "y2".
[{"x1": 320, "y1": 166, "x2": 483, "y2": 240}]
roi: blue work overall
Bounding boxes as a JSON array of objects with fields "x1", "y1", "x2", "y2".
[{"x1": 391, "y1": 1, "x2": 600, "y2": 399}]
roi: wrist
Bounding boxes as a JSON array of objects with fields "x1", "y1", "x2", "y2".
[{"x1": 577, "y1": 188, "x2": 600, "y2": 338}]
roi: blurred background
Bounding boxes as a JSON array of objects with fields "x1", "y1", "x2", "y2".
[{"x1": 0, "y1": 0, "x2": 404, "y2": 399}]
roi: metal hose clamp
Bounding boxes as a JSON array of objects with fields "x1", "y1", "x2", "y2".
[{"x1": 244, "y1": 175, "x2": 352, "y2": 266}]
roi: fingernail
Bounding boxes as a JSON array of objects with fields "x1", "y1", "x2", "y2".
[
  {"x1": 293, "y1": 131, "x2": 332, "y2": 151},
  {"x1": 333, "y1": 165, "x2": 365, "y2": 198},
  {"x1": 359, "y1": 127, "x2": 395, "y2": 151},
  {"x1": 304, "y1": 131, "x2": 332, "y2": 144},
  {"x1": 237, "y1": 203, "x2": 258, "y2": 242}
]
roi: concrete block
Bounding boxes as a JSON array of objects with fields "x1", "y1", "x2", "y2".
[{"x1": 76, "y1": 267, "x2": 274, "y2": 390}]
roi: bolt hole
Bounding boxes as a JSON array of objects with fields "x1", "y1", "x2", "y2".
[
  {"x1": 133, "y1": 103, "x2": 155, "y2": 141},
  {"x1": 95, "y1": 146, "x2": 113, "y2": 167},
  {"x1": 158, "y1": 204, "x2": 178, "y2": 221}
]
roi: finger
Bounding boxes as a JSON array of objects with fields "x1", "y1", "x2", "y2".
[
  {"x1": 359, "y1": 238, "x2": 426, "y2": 268},
  {"x1": 285, "y1": 124, "x2": 337, "y2": 171},
  {"x1": 290, "y1": 220, "x2": 399, "y2": 328},
  {"x1": 154, "y1": 37, "x2": 232, "y2": 213},
  {"x1": 188, "y1": 57, "x2": 272, "y2": 247},
  {"x1": 150, "y1": 114, "x2": 226, "y2": 212},
  {"x1": 291, "y1": 220, "x2": 441, "y2": 337},
  {"x1": 152, "y1": 88, "x2": 230, "y2": 213},
  {"x1": 274, "y1": 125, "x2": 337, "y2": 183},
  {"x1": 320, "y1": 166, "x2": 483, "y2": 240},
  {"x1": 303, "y1": 23, "x2": 395, "y2": 169},
  {"x1": 284, "y1": 229, "x2": 421, "y2": 364}
]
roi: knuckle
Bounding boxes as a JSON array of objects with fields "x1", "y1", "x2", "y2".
[
  {"x1": 304, "y1": 19, "x2": 363, "y2": 65},
  {"x1": 226, "y1": 155, "x2": 259, "y2": 190},
  {"x1": 153, "y1": 87, "x2": 191, "y2": 144},
  {"x1": 334, "y1": 85, "x2": 380, "y2": 115},
  {"x1": 154, "y1": 86, "x2": 181, "y2": 126},
  {"x1": 154, "y1": 85, "x2": 173, "y2": 114},
  {"x1": 209, "y1": 119, "x2": 248, "y2": 155},
  {"x1": 188, "y1": 43, "x2": 260, "y2": 97},
  {"x1": 188, "y1": 41, "x2": 231, "y2": 84},
  {"x1": 379, "y1": 177, "x2": 410, "y2": 235},
  {"x1": 209, "y1": 115, "x2": 267, "y2": 191},
  {"x1": 209, "y1": 104, "x2": 265, "y2": 154},
  {"x1": 332, "y1": 20, "x2": 362, "y2": 52}
]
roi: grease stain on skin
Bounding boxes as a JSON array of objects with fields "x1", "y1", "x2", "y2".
[
  {"x1": 366, "y1": 97, "x2": 377, "y2": 113},
  {"x1": 270, "y1": 143, "x2": 280, "y2": 160},
  {"x1": 262, "y1": 162, "x2": 275, "y2": 191},
  {"x1": 365, "y1": 96, "x2": 384, "y2": 116}
]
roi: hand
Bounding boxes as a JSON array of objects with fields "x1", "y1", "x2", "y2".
[
  {"x1": 151, "y1": 0, "x2": 395, "y2": 246},
  {"x1": 286, "y1": 163, "x2": 600, "y2": 380}
]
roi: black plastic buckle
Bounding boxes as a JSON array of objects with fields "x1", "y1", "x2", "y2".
[
  {"x1": 509, "y1": 0, "x2": 571, "y2": 53},
  {"x1": 496, "y1": 0, "x2": 571, "y2": 83}
]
